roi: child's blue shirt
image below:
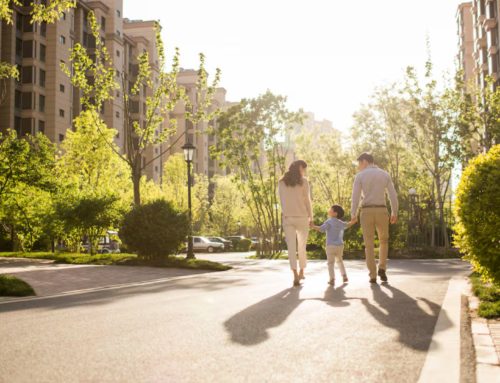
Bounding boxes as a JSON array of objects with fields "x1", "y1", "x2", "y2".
[{"x1": 319, "y1": 218, "x2": 349, "y2": 246}]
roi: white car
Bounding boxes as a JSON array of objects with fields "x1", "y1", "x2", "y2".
[{"x1": 192, "y1": 236, "x2": 224, "y2": 253}]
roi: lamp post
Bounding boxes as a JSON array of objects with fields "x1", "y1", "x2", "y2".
[
  {"x1": 182, "y1": 142, "x2": 196, "y2": 259},
  {"x1": 237, "y1": 220, "x2": 241, "y2": 235}
]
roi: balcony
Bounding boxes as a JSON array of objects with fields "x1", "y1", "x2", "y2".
[
  {"x1": 476, "y1": 35, "x2": 487, "y2": 48},
  {"x1": 483, "y1": 18, "x2": 497, "y2": 31}
]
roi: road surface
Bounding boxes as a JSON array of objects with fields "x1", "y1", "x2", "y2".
[{"x1": 0, "y1": 254, "x2": 470, "y2": 382}]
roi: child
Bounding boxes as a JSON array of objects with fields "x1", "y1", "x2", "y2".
[{"x1": 310, "y1": 204, "x2": 354, "y2": 286}]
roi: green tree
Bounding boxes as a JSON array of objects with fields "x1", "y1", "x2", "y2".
[
  {"x1": 212, "y1": 91, "x2": 302, "y2": 255},
  {"x1": 209, "y1": 176, "x2": 246, "y2": 236},
  {"x1": 63, "y1": 11, "x2": 220, "y2": 205}
]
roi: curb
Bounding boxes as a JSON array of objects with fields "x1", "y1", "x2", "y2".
[{"x1": 467, "y1": 285, "x2": 500, "y2": 383}]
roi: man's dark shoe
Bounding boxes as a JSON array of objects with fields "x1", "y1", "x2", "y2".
[
  {"x1": 378, "y1": 268, "x2": 388, "y2": 282},
  {"x1": 369, "y1": 278, "x2": 377, "y2": 284}
]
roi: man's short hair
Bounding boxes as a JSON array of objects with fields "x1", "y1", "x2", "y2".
[
  {"x1": 331, "y1": 204, "x2": 345, "y2": 219},
  {"x1": 357, "y1": 152, "x2": 374, "y2": 164}
]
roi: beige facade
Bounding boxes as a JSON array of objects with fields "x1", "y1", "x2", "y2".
[{"x1": 0, "y1": 0, "x2": 229, "y2": 182}]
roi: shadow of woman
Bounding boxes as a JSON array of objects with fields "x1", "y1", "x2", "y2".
[
  {"x1": 361, "y1": 283, "x2": 452, "y2": 351},
  {"x1": 224, "y1": 287, "x2": 303, "y2": 346}
]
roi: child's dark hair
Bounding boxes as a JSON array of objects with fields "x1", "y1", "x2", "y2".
[{"x1": 331, "y1": 204, "x2": 345, "y2": 219}]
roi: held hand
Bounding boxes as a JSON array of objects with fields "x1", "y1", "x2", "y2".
[
  {"x1": 390, "y1": 215, "x2": 398, "y2": 224},
  {"x1": 349, "y1": 217, "x2": 358, "y2": 225}
]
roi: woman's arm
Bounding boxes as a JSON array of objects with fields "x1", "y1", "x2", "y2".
[{"x1": 303, "y1": 178, "x2": 313, "y2": 222}]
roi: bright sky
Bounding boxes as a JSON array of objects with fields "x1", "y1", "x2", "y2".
[{"x1": 126, "y1": 0, "x2": 463, "y2": 133}]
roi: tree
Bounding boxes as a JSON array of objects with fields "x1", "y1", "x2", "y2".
[
  {"x1": 212, "y1": 91, "x2": 302, "y2": 255},
  {"x1": 209, "y1": 176, "x2": 246, "y2": 236},
  {"x1": 403, "y1": 61, "x2": 458, "y2": 248},
  {"x1": 63, "y1": 11, "x2": 221, "y2": 205}
]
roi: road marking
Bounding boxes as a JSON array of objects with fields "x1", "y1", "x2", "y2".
[{"x1": 418, "y1": 276, "x2": 468, "y2": 383}]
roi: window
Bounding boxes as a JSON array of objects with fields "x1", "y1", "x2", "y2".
[
  {"x1": 39, "y1": 69, "x2": 45, "y2": 87},
  {"x1": 117, "y1": 9, "x2": 121, "y2": 17},
  {"x1": 16, "y1": 38, "x2": 22, "y2": 57},
  {"x1": 39, "y1": 95, "x2": 45, "y2": 112},
  {"x1": 59, "y1": 134, "x2": 64, "y2": 142},
  {"x1": 22, "y1": 40, "x2": 33, "y2": 58},
  {"x1": 116, "y1": 49, "x2": 120, "y2": 57},
  {"x1": 38, "y1": 120, "x2": 45, "y2": 133},
  {"x1": 40, "y1": 44, "x2": 46, "y2": 62},
  {"x1": 21, "y1": 118, "x2": 33, "y2": 136},
  {"x1": 62, "y1": 12, "x2": 66, "y2": 20},
  {"x1": 116, "y1": 70, "x2": 120, "y2": 78},
  {"x1": 115, "y1": 111, "x2": 120, "y2": 118},
  {"x1": 194, "y1": 238, "x2": 201, "y2": 243},
  {"x1": 40, "y1": 22, "x2": 46, "y2": 37},
  {"x1": 60, "y1": 84, "x2": 65, "y2": 93},
  {"x1": 16, "y1": 13, "x2": 23, "y2": 32},
  {"x1": 59, "y1": 35, "x2": 66, "y2": 45},
  {"x1": 22, "y1": 92, "x2": 33, "y2": 109},
  {"x1": 155, "y1": 166, "x2": 158, "y2": 173},
  {"x1": 21, "y1": 66, "x2": 33, "y2": 84},
  {"x1": 59, "y1": 109, "x2": 65, "y2": 118},
  {"x1": 116, "y1": 30, "x2": 121, "y2": 37},
  {"x1": 116, "y1": 91, "x2": 120, "y2": 98},
  {"x1": 23, "y1": 17, "x2": 33, "y2": 33},
  {"x1": 15, "y1": 90, "x2": 22, "y2": 109},
  {"x1": 14, "y1": 117, "x2": 22, "y2": 135},
  {"x1": 101, "y1": 17, "x2": 106, "y2": 30}
]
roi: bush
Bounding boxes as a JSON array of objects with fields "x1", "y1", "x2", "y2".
[
  {"x1": 237, "y1": 238, "x2": 252, "y2": 251},
  {"x1": 120, "y1": 200, "x2": 188, "y2": 260},
  {"x1": 454, "y1": 145, "x2": 500, "y2": 285}
]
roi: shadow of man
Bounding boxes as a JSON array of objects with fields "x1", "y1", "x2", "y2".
[
  {"x1": 361, "y1": 283, "x2": 451, "y2": 351},
  {"x1": 224, "y1": 287, "x2": 303, "y2": 346}
]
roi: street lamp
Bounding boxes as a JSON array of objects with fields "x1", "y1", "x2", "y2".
[
  {"x1": 237, "y1": 220, "x2": 241, "y2": 235},
  {"x1": 182, "y1": 142, "x2": 196, "y2": 259}
]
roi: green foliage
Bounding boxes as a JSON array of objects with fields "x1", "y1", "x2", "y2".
[
  {"x1": 237, "y1": 238, "x2": 252, "y2": 252},
  {"x1": 454, "y1": 145, "x2": 500, "y2": 285},
  {"x1": 212, "y1": 91, "x2": 302, "y2": 255},
  {"x1": 470, "y1": 273, "x2": 500, "y2": 319},
  {"x1": 0, "y1": 274, "x2": 35, "y2": 297},
  {"x1": 120, "y1": 200, "x2": 188, "y2": 259}
]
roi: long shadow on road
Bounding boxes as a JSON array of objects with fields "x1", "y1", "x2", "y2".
[{"x1": 361, "y1": 283, "x2": 451, "y2": 351}]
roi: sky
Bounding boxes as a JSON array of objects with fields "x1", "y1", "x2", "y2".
[{"x1": 126, "y1": 0, "x2": 463, "y2": 134}]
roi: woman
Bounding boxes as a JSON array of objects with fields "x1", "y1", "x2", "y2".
[{"x1": 278, "y1": 160, "x2": 313, "y2": 286}]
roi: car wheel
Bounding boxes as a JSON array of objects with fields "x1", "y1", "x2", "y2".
[{"x1": 207, "y1": 246, "x2": 214, "y2": 253}]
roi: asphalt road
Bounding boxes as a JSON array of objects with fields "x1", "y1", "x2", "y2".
[{"x1": 0, "y1": 255, "x2": 470, "y2": 383}]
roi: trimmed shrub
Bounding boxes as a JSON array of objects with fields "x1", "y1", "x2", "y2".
[
  {"x1": 237, "y1": 238, "x2": 252, "y2": 252},
  {"x1": 454, "y1": 145, "x2": 500, "y2": 285},
  {"x1": 120, "y1": 200, "x2": 188, "y2": 260}
]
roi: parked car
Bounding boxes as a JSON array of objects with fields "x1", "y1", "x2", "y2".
[
  {"x1": 225, "y1": 235, "x2": 246, "y2": 249},
  {"x1": 250, "y1": 237, "x2": 260, "y2": 250},
  {"x1": 192, "y1": 236, "x2": 224, "y2": 253},
  {"x1": 82, "y1": 230, "x2": 121, "y2": 254},
  {"x1": 207, "y1": 237, "x2": 233, "y2": 251}
]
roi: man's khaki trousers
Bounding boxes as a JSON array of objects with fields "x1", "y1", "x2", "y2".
[{"x1": 360, "y1": 207, "x2": 389, "y2": 279}]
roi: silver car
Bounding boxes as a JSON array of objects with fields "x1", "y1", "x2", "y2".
[{"x1": 192, "y1": 236, "x2": 224, "y2": 253}]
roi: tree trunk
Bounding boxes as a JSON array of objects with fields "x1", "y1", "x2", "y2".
[{"x1": 132, "y1": 161, "x2": 142, "y2": 206}]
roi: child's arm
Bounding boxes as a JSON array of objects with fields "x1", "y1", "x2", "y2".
[{"x1": 309, "y1": 224, "x2": 322, "y2": 232}]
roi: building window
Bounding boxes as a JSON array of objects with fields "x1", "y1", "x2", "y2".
[
  {"x1": 155, "y1": 166, "x2": 158, "y2": 173},
  {"x1": 116, "y1": 91, "x2": 120, "y2": 98},
  {"x1": 21, "y1": 118, "x2": 33, "y2": 136},
  {"x1": 59, "y1": 35, "x2": 66, "y2": 45},
  {"x1": 14, "y1": 116, "x2": 22, "y2": 135},
  {"x1": 143, "y1": 102, "x2": 147, "y2": 116},
  {"x1": 59, "y1": 109, "x2": 65, "y2": 118},
  {"x1": 39, "y1": 94, "x2": 45, "y2": 112},
  {"x1": 40, "y1": 22, "x2": 46, "y2": 37},
  {"x1": 38, "y1": 120, "x2": 45, "y2": 133},
  {"x1": 21, "y1": 66, "x2": 33, "y2": 84},
  {"x1": 22, "y1": 92, "x2": 33, "y2": 109},
  {"x1": 116, "y1": 70, "x2": 120, "y2": 78},
  {"x1": 23, "y1": 17, "x2": 33, "y2": 33},
  {"x1": 117, "y1": 9, "x2": 121, "y2": 17},
  {"x1": 39, "y1": 69, "x2": 45, "y2": 87},
  {"x1": 59, "y1": 134, "x2": 64, "y2": 142},
  {"x1": 22, "y1": 40, "x2": 33, "y2": 58},
  {"x1": 116, "y1": 30, "x2": 121, "y2": 36},
  {"x1": 16, "y1": 38, "x2": 22, "y2": 58},
  {"x1": 40, "y1": 44, "x2": 46, "y2": 62},
  {"x1": 116, "y1": 49, "x2": 120, "y2": 57},
  {"x1": 115, "y1": 111, "x2": 120, "y2": 118},
  {"x1": 60, "y1": 84, "x2": 65, "y2": 93},
  {"x1": 62, "y1": 12, "x2": 66, "y2": 20},
  {"x1": 15, "y1": 90, "x2": 22, "y2": 109},
  {"x1": 16, "y1": 13, "x2": 23, "y2": 32}
]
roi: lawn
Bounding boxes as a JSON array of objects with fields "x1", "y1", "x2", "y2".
[
  {"x1": 0, "y1": 274, "x2": 35, "y2": 297},
  {"x1": 0, "y1": 252, "x2": 231, "y2": 272},
  {"x1": 470, "y1": 273, "x2": 500, "y2": 319}
]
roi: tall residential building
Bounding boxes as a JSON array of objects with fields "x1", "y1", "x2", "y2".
[
  {"x1": 457, "y1": 1, "x2": 500, "y2": 88},
  {"x1": 0, "y1": 0, "x2": 228, "y2": 182}
]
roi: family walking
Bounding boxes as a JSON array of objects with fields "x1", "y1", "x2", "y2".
[{"x1": 278, "y1": 153, "x2": 399, "y2": 286}]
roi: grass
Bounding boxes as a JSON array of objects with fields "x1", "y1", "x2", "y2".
[
  {"x1": 0, "y1": 274, "x2": 35, "y2": 297},
  {"x1": 0, "y1": 252, "x2": 231, "y2": 272},
  {"x1": 470, "y1": 273, "x2": 500, "y2": 319}
]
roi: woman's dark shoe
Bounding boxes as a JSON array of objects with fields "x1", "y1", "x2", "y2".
[{"x1": 378, "y1": 269, "x2": 388, "y2": 282}]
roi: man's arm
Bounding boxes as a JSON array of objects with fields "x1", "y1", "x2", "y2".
[
  {"x1": 386, "y1": 175, "x2": 399, "y2": 224},
  {"x1": 351, "y1": 174, "x2": 362, "y2": 218}
]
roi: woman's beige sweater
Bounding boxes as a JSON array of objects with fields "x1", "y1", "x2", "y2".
[{"x1": 278, "y1": 178, "x2": 313, "y2": 219}]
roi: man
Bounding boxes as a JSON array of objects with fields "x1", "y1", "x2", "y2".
[{"x1": 350, "y1": 153, "x2": 398, "y2": 283}]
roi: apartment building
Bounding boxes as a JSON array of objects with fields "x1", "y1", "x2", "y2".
[
  {"x1": 0, "y1": 0, "x2": 228, "y2": 182},
  {"x1": 457, "y1": 0, "x2": 500, "y2": 88}
]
